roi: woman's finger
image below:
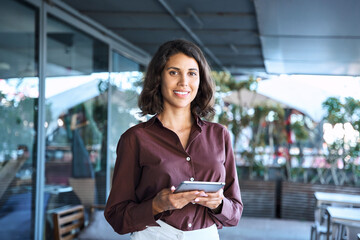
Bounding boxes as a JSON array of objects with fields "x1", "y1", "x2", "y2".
[
  {"x1": 154, "y1": 188, "x2": 201, "y2": 212},
  {"x1": 196, "y1": 199, "x2": 223, "y2": 210},
  {"x1": 205, "y1": 188, "x2": 224, "y2": 198},
  {"x1": 192, "y1": 188, "x2": 224, "y2": 209}
]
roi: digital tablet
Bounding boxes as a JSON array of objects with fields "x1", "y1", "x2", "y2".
[{"x1": 174, "y1": 181, "x2": 225, "y2": 193}]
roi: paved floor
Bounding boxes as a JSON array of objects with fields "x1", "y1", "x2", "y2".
[
  {"x1": 219, "y1": 217, "x2": 313, "y2": 240},
  {"x1": 114, "y1": 217, "x2": 313, "y2": 240}
]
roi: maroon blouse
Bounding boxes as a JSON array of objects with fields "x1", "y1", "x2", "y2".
[{"x1": 104, "y1": 115, "x2": 243, "y2": 234}]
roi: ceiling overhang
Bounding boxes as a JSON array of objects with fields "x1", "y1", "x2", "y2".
[
  {"x1": 254, "y1": 0, "x2": 360, "y2": 76},
  {"x1": 33, "y1": 0, "x2": 360, "y2": 77},
  {"x1": 61, "y1": 0, "x2": 265, "y2": 78}
]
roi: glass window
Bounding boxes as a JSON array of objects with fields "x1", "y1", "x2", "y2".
[
  {"x1": 109, "y1": 52, "x2": 143, "y2": 170},
  {"x1": 44, "y1": 15, "x2": 109, "y2": 238},
  {"x1": 0, "y1": 1, "x2": 38, "y2": 239}
]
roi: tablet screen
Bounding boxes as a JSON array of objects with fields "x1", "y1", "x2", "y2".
[{"x1": 174, "y1": 181, "x2": 225, "y2": 193}]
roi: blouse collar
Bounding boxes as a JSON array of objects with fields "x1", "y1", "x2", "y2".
[{"x1": 144, "y1": 114, "x2": 206, "y2": 130}]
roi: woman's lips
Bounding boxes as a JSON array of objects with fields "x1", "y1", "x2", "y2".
[{"x1": 174, "y1": 90, "x2": 190, "y2": 97}]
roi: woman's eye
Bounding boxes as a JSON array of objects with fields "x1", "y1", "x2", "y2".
[
  {"x1": 189, "y1": 72, "x2": 197, "y2": 76},
  {"x1": 169, "y1": 71, "x2": 178, "y2": 76}
]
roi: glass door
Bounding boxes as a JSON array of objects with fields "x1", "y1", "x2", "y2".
[{"x1": 0, "y1": 1, "x2": 38, "y2": 239}]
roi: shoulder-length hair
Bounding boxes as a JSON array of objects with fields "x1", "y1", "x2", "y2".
[{"x1": 138, "y1": 39, "x2": 215, "y2": 119}]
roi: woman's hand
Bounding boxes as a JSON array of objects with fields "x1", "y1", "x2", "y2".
[
  {"x1": 152, "y1": 186, "x2": 200, "y2": 215},
  {"x1": 192, "y1": 188, "x2": 224, "y2": 213}
]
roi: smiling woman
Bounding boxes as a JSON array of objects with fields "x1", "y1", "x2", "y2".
[
  {"x1": 160, "y1": 53, "x2": 200, "y2": 124},
  {"x1": 104, "y1": 39, "x2": 243, "y2": 240},
  {"x1": 138, "y1": 39, "x2": 215, "y2": 119}
]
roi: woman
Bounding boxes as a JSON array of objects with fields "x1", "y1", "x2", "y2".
[{"x1": 104, "y1": 39, "x2": 243, "y2": 240}]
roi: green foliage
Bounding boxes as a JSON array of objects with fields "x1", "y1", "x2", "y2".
[
  {"x1": 322, "y1": 97, "x2": 345, "y2": 124},
  {"x1": 252, "y1": 105, "x2": 287, "y2": 147},
  {"x1": 212, "y1": 72, "x2": 258, "y2": 147},
  {"x1": 212, "y1": 72, "x2": 296, "y2": 179},
  {"x1": 253, "y1": 160, "x2": 265, "y2": 178},
  {"x1": 322, "y1": 96, "x2": 360, "y2": 185},
  {"x1": 212, "y1": 71, "x2": 258, "y2": 92},
  {"x1": 291, "y1": 120, "x2": 309, "y2": 142},
  {"x1": 0, "y1": 89, "x2": 38, "y2": 157}
]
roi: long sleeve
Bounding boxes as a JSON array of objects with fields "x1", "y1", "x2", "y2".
[
  {"x1": 104, "y1": 131, "x2": 158, "y2": 234},
  {"x1": 209, "y1": 128, "x2": 243, "y2": 227}
]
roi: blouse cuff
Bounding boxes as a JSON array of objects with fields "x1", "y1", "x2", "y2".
[
  {"x1": 209, "y1": 197, "x2": 232, "y2": 221},
  {"x1": 133, "y1": 198, "x2": 160, "y2": 228}
]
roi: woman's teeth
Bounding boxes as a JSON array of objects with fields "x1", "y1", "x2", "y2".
[{"x1": 174, "y1": 91, "x2": 188, "y2": 95}]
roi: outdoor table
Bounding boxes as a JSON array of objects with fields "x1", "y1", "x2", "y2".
[
  {"x1": 315, "y1": 192, "x2": 360, "y2": 208},
  {"x1": 314, "y1": 191, "x2": 360, "y2": 229},
  {"x1": 325, "y1": 206, "x2": 360, "y2": 240}
]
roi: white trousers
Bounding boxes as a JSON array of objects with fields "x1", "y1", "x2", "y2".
[{"x1": 130, "y1": 220, "x2": 220, "y2": 240}]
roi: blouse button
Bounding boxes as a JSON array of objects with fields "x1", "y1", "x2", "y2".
[
  {"x1": 186, "y1": 157, "x2": 191, "y2": 162},
  {"x1": 190, "y1": 177, "x2": 194, "y2": 181},
  {"x1": 188, "y1": 223, "x2": 192, "y2": 228}
]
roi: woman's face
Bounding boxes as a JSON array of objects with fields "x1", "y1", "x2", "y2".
[{"x1": 161, "y1": 53, "x2": 200, "y2": 112}]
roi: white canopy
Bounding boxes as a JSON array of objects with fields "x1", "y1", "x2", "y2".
[
  {"x1": 223, "y1": 88, "x2": 289, "y2": 109},
  {"x1": 223, "y1": 75, "x2": 360, "y2": 122},
  {"x1": 256, "y1": 75, "x2": 360, "y2": 122}
]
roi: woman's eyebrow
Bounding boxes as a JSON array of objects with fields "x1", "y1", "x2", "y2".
[
  {"x1": 166, "y1": 67, "x2": 180, "y2": 71},
  {"x1": 166, "y1": 67, "x2": 198, "y2": 71}
]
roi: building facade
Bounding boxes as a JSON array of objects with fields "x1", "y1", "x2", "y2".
[{"x1": 0, "y1": 0, "x2": 150, "y2": 239}]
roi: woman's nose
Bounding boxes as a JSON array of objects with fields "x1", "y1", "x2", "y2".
[{"x1": 178, "y1": 74, "x2": 189, "y2": 86}]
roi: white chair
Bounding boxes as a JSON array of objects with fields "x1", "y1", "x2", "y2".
[
  {"x1": 329, "y1": 203, "x2": 353, "y2": 240},
  {"x1": 311, "y1": 222, "x2": 328, "y2": 240},
  {"x1": 330, "y1": 223, "x2": 344, "y2": 240},
  {"x1": 310, "y1": 206, "x2": 329, "y2": 240},
  {"x1": 345, "y1": 226, "x2": 360, "y2": 240}
]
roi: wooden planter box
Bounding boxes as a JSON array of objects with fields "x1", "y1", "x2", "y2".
[
  {"x1": 280, "y1": 181, "x2": 360, "y2": 221},
  {"x1": 237, "y1": 166, "x2": 360, "y2": 221},
  {"x1": 239, "y1": 179, "x2": 277, "y2": 218}
]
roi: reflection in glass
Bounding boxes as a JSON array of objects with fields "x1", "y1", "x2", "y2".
[
  {"x1": 109, "y1": 52, "x2": 144, "y2": 169},
  {"x1": 0, "y1": 1, "x2": 37, "y2": 239},
  {"x1": 44, "y1": 15, "x2": 108, "y2": 239}
]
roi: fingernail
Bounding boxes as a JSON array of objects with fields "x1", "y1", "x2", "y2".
[
  {"x1": 171, "y1": 186, "x2": 176, "y2": 191},
  {"x1": 194, "y1": 198, "x2": 199, "y2": 202},
  {"x1": 199, "y1": 193, "x2": 208, "y2": 197}
]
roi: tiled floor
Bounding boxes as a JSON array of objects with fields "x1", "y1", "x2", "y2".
[
  {"x1": 219, "y1": 217, "x2": 313, "y2": 240},
  {"x1": 114, "y1": 217, "x2": 313, "y2": 240}
]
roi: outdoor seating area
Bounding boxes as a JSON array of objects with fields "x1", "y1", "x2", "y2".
[
  {"x1": 2, "y1": 1, "x2": 360, "y2": 239},
  {"x1": 48, "y1": 184, "x2": 360, "y2": 240},
  {"x1": 311, "y1": 192, "x2": 360, "y2": 240},
  {"x1": 50, "y1": 203, "x2": 313, "y2": 240}
]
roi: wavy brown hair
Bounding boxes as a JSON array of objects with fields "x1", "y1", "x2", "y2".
[{"x1": 138, "y1": 39, "x2": 215, "y2": 119}]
